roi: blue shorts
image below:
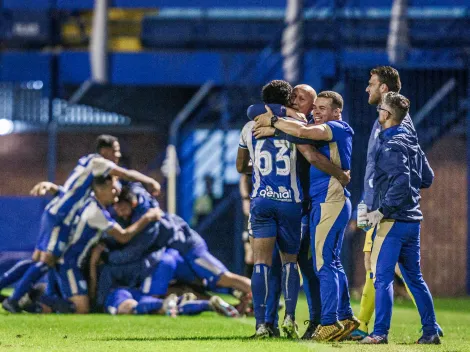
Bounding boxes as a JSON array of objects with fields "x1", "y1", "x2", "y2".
[
  {"x1": 184, "y1": 245, "x2": 228, "y2": 290},
  {"x1": 105, "y1": 288, "x2": 142, "y2": 315},
  {"x1": 54, "y1": 265, "x2": 88, "y2": 298},
  {"x1": 36, "y1": 211, "x2": 70, "y2": 257},
  {"x1": 250, "y1": 198, "x2": 302, "y2": 254},
  {"x1": 141, "y1": 249, "x2": 197, "y2": 296}
]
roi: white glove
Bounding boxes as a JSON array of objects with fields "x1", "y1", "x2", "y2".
[{"x1": 367, "y1": 210, "x2": 384, "y2": 229}]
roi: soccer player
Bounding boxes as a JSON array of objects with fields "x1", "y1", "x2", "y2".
[
  {"x1": 28, "y1": 175, "x2": 161, "y2": 314},
  {"x1": 254, "y1": 90, "x2": 359, "y2": 341},
  {"x1": 352, "y1": 66, "x2": 443, "y2": 340},
  {"x1": 1, "y1": 135, "x2": 161, "y2": 312},
  {"x1": 237, "y1": 79, "x2": 308, "y2": 339},
  {"x1": 248, "y1": 84, "x2": 351, "y2": 339},
  {"x1": 359, "y1": 92, "x2": 440, "y2": 345}
]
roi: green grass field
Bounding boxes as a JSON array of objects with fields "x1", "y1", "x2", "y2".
[{"x1": 1, "y1": 295, "x2": 470, "y2": 352}]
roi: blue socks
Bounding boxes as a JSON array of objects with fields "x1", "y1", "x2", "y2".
[
  {"x1": 251, "y1": 263, "x2": 271, "y2": 327},
  {"x1": 11, "y1": 262, "x2": 49, "y2": 301},
  {"x1": 178, "y1": 300, "x2": 211, "y2": 315},
  {"x1": 134, "y1": 296, "x2": 163, "y2": 314},
  {"x1": 282, "y1": 262, "x2": 300, "y2": 319},
  {"x1": 265, "y1": 257, "x2": 282, "y2": 326},
  {"x1": 0, "y1": 259, "x2": 33, "y2": 290}
]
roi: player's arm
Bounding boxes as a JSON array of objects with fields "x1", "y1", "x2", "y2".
[
  {"x1": 30, "y1": 181, "x2": 62, "y2": 196},
  {"x1": 297, "y1": 144, "x2": 351, "y2": 187},
  {"x1": 88, "y1": 243, "x2": 106, "y2": 302},
  {"x1": 236, "y1": 148, "x2": 252, "y2": 174},
  {"x1": 254, "y1": 105, "x2": 330, "y2": 141},
  {"x1": 107, "y1": 208, "x2": 163, "y2": 244},
  {"x1": 109, "y1": 167, "x2": 161, "y2": 197},
  {"x1": 376, "y1": 146, "x2": 411, "y2": 217},
  {"x1": 237, "y1": 122, "x2": 254, "y2": 174},
  {"x1": 239, "y1": 173, "x2": 251, "y2": 216},
  {"x1": 253, "y1": 126, "x2": 317, "y2": 145},
  {"x1": 420, "y1": 148, "x2": 434, "y2": 189}
]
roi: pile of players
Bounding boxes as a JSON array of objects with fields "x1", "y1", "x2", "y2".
[
  {"x1": 0, "y1": 135, "x2": 252, "y2": 318},
  {"x1": 236, "y1": 66, "x2": 442, "y2": 344}
]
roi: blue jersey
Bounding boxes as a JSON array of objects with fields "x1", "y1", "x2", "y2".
[
  {"x1": 239, "y1": 120, "x2": 302, "y2": 203},
  {"x1": 364, "y1": 114, "x2": 416, "y2": 209},
  {"x1": 59, "y1": 196, "x2": 116, "y2": 268},
  {"x1": 309, "y1": 120, "x2": 354, "y2": 204},
  {"x1": 45, "y1": 154, "x2": 116, "y2": 225}
]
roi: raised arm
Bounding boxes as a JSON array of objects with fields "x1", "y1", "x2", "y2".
[
  {"x1": 30, "y1": 181, "x2": 61, "y2": 196},
  {"x1": 109, "y1": 166, "x2": 161, "y2": 197},
  {"x1": 254, "y1": 105, "x2": 330, "y2": 141}
]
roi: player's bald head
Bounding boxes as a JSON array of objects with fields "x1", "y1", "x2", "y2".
[
  {"x1": 294, "y1": 84, "x2": 316, "y2": 99},
  {"x1": 291, "y1": 84, "x2": 317, "y2": 116}
]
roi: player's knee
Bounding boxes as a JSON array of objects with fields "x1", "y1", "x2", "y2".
[
  {"x1": 280, "y1": 252, "x2": 297, "y2": 264},
  {"x1": 118, "y1": 299, "x2": 137, "y2": 314},
  {"x1": 69, "y1": 296, "x2": 89, "y2": 314},
  {"x1": 32, "y1": 249, "x2": 41, "y2": 262},
  {"x1": 40, "y1": 252, "x2": 57, "y2": 267}
]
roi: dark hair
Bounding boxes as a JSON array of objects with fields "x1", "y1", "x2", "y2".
[
  {"x1": 96, "y1": 135, "x2": 118, "y2": 152},
  {"x1": 317, "y1": 91, "x2": 344, "y2": 111},
  {"x1": 383, "y1": 92, "x2": 410, "y2": 122},
  {"x1": 370, "y1": 66, "x2": 401, "y2": 93},
  {"x1": 93, "y1": 175, "x2": 113, "y2": 188},
  {"x1": 117, "y1": 186, "x2": 137, "y2": 204},
  {"x1": 261, "y1": 80, "x2": 293, "y2": 106}
]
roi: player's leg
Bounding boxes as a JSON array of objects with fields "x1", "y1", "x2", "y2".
[
  {"x1": 56, "y1": 266, "x2": 90, "y2": 314},
  {"x1": 141, "y1": 249, "x2": 178, "y2": 297},
  {"x1": 310, "y1": 201, "x2": 346, "y2": 341},
  {"x1": 105, "y1": 288, "x2": 137, "y2": 315},
  {"x1": 265, "y1": 245, "x2": 282, "y2": 337},
  {"x1": 3, "y1": 214, "x2": 68, "y2": 312},
  {"x1": 351, "y1": 228, "x2": 375, "y2": 340},
  {"x1": 297, "y1": 214, "x2": 321, "y2": 339},
  {"x1": 361, "y1": 221, "x2": 402, "y2": 344},
  {"x1": 0, "y1": 258, "x2": 35, "y2": 292},
  {"x1": 277, "y1": 201, "x2": 302, "y2": 339},
  {"x1": 249, "y1": 198, "x2": 278, "y2": 338},
  {"x1": 332, "y1": 199, "x2": 360, "y2": 341},
  {"x1": 398, "y1": 222, "x2": 440, "y2": 344}
]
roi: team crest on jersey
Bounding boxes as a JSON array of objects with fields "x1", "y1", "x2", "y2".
[{"x1": 259, "y1": 186, "x2": 292, "y2": 201}]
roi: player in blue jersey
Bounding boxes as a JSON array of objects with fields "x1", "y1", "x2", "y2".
[
  {"x1": 359, "y1": 92, "x2": 439, "y2": 345},
  {"x1": 236, "y1": 80, "x2": 306, "y2": 339},
  {"x1": 254, "y1": 90, "x2": 359, "y2": 341},
  {"x1": 2, "y1": 135, "x2": 161, "y2": 312},
  {"x1": 247, "y1": 84, "x2": 351, "y2": 338},
  {"x1": 27, "y1": 175, "x2": 162, "y2": 314}
]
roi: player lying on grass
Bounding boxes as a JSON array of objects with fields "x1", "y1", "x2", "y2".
[{"x1": 105, "y1": 289, "x2": 239, "y2": 318}]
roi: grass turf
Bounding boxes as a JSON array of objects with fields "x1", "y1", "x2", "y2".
[{"x1": 1, "y1": 295, "x2": 470, "y2": 351}]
